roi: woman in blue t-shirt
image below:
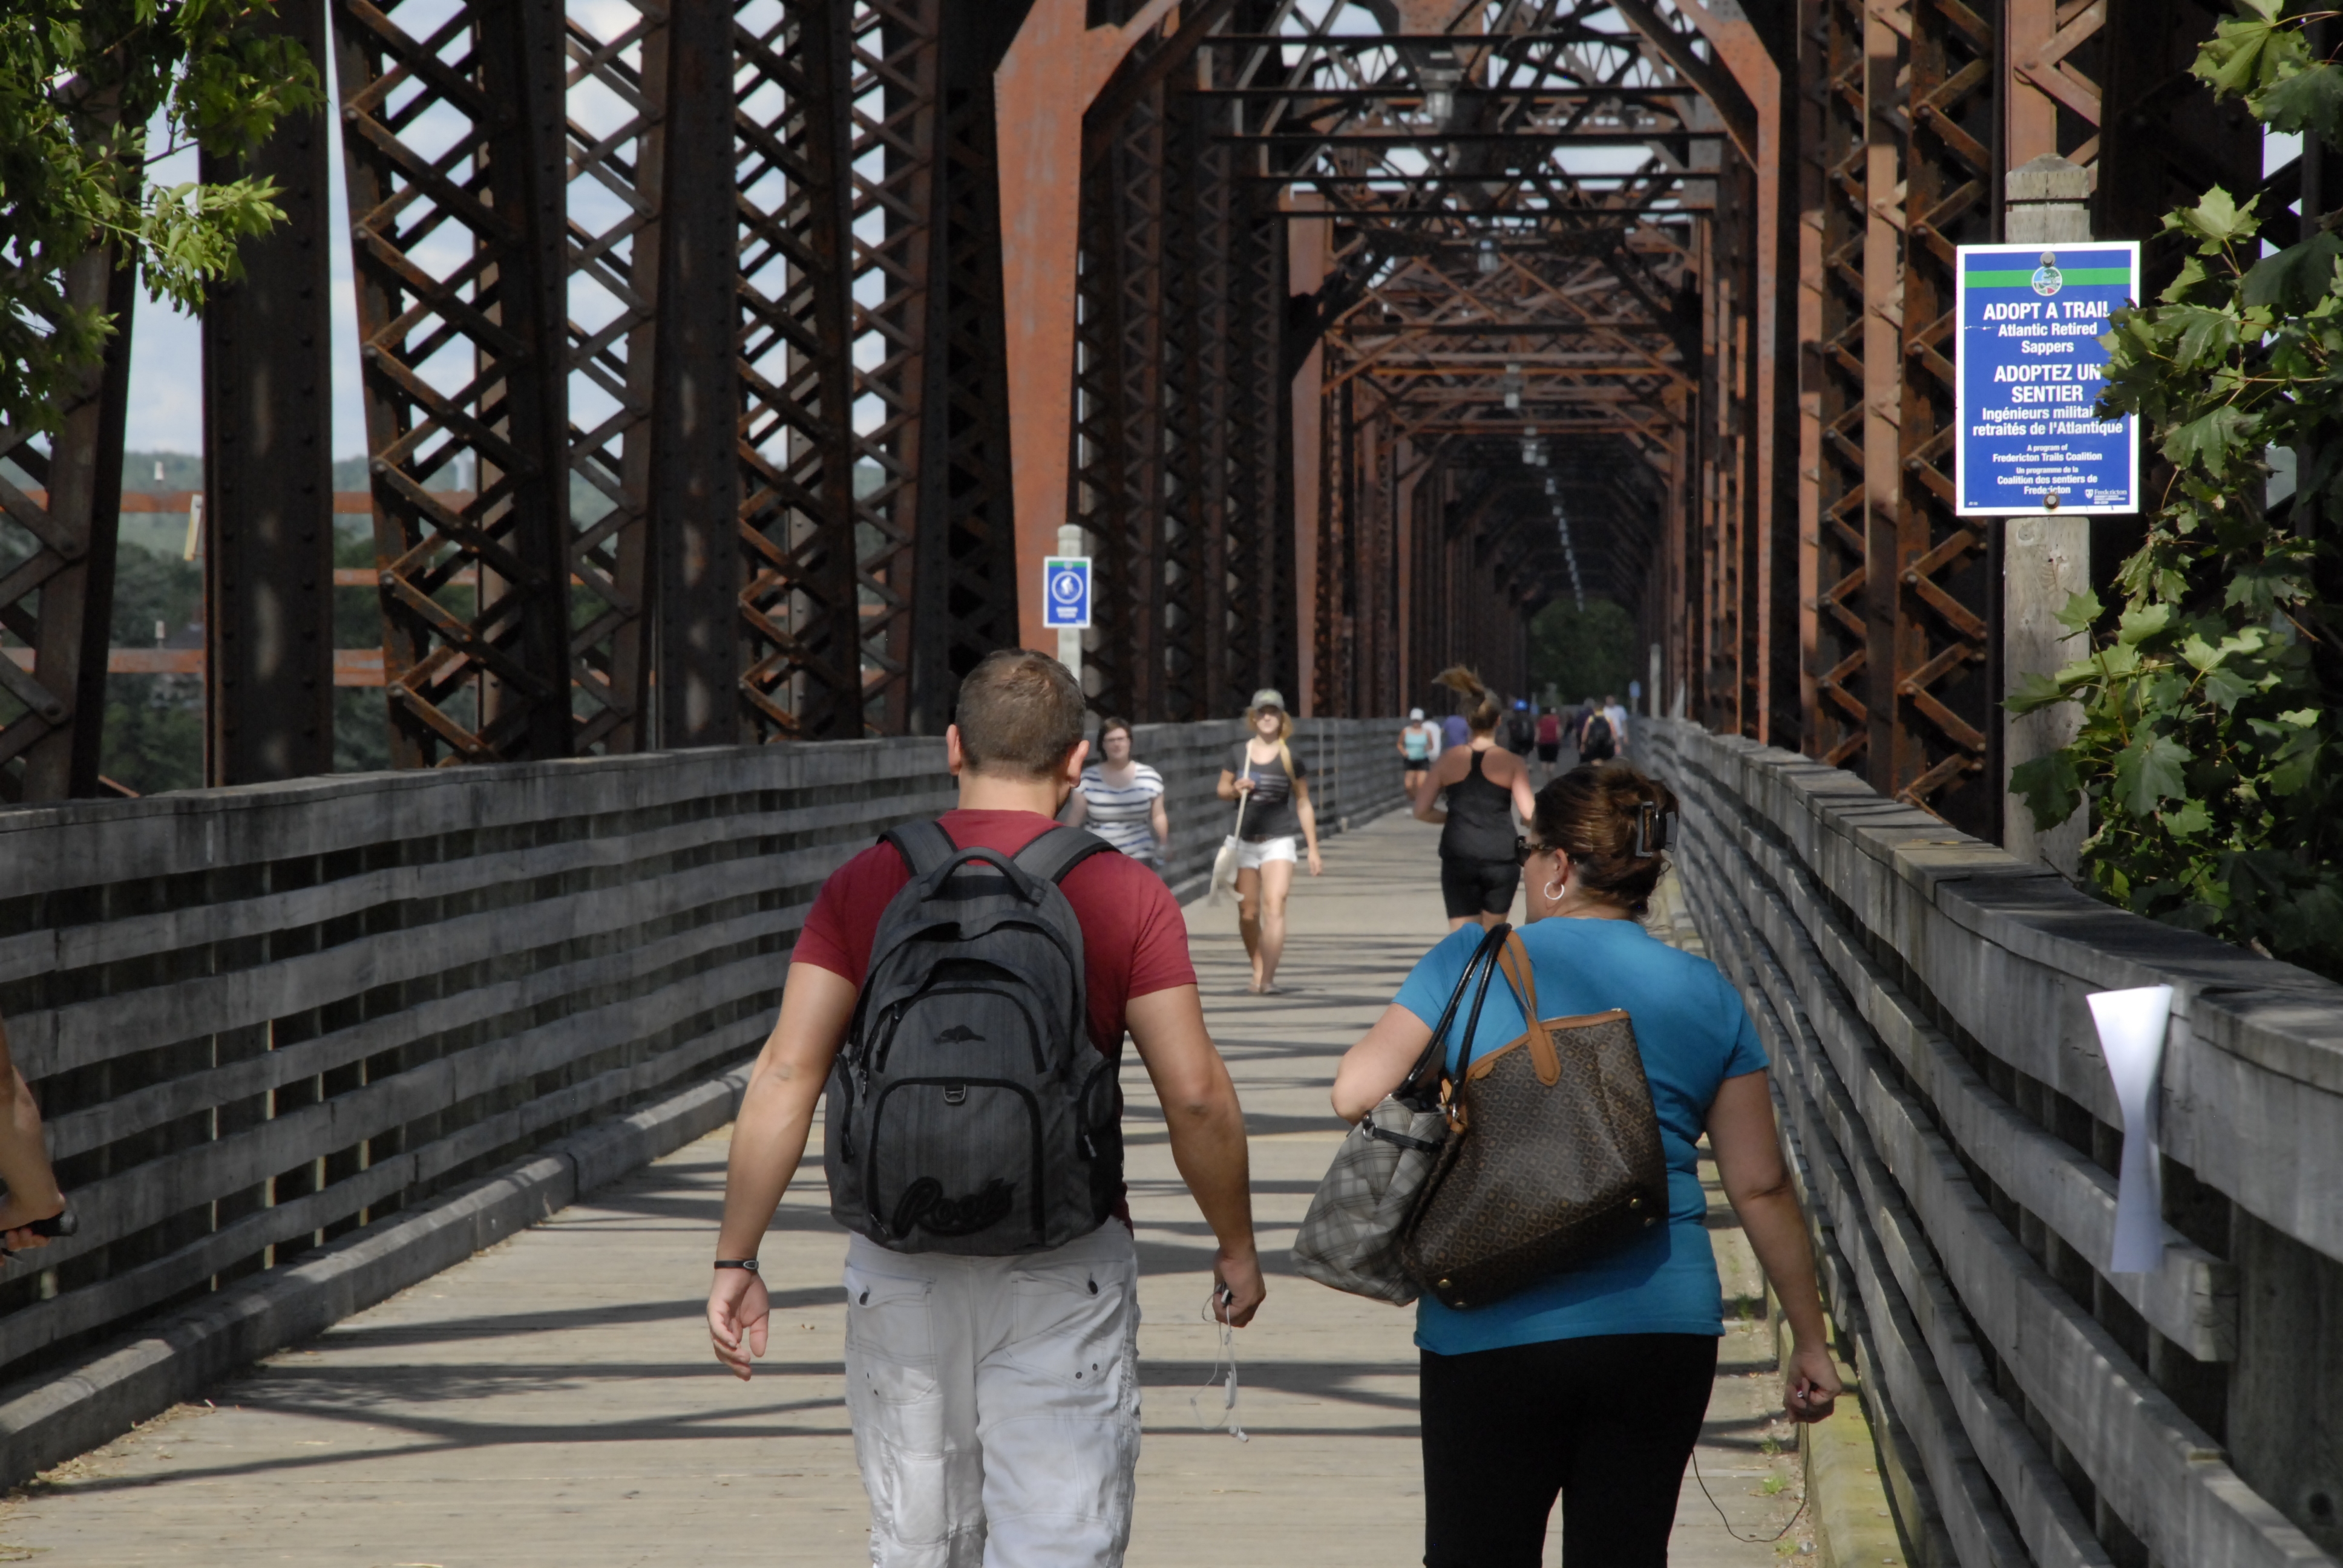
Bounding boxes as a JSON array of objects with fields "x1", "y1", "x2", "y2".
[{"x1": 1330, "y1": 764, "x2": 1842, "y2": 1567}]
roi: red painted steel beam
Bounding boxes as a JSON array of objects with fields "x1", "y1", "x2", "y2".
[{"x1": 996, "y1": 0, "x2": 1179, "y2": 656}]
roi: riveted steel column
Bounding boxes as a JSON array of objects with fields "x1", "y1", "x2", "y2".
[
  {"x1": 202, "y1": 0, "x2": 335, "y2": 785},
  {"x1": 649, "y1": 0, "x2": 742, "y2": 748}
]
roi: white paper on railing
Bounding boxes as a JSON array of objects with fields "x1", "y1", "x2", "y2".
[{"x1": 2088, "y1": 984, "x2": 2174, "y2": 1274}]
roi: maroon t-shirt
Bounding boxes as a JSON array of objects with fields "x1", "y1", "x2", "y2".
[
  {"x1": 794, "y1": 809, "x2": 1196, "y2": 1226},
  {"x1": 793, "y1": 809, "x2": 1197, "y2": 1040}
]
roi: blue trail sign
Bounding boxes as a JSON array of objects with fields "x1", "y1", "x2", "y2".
[
  {"x1": 1954, "y1": 241, "x2": 2140, "y2": 517},
  {"x1": 1043, "y1": 555, "x2": 1091, "y2": 629}
]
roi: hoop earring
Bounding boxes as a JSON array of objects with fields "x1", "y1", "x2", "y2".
[{"x1": 1542, "y1": 878, "x2": 1565, "y2": 901}]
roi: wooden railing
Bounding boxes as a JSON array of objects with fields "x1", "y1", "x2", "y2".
[
  {"x1": 0, "y1": 719, "x2": 1410, "y2": 1396},
  {"x1": 1643, "y1": 719, "x2": 2343, "y2": 1568}
]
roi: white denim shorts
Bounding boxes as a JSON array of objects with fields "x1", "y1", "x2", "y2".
[{"x1": 1235, "y1": 835, "x2": 1298, "y2": 870}]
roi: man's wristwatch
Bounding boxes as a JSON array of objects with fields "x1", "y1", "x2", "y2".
[{"x1": 713, "y1": 1258, "x2": 760, "y2": 1273}]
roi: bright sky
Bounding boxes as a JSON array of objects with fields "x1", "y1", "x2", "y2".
[{"x1": 125, "y1": 102, "x2": 367, "y2": 458}]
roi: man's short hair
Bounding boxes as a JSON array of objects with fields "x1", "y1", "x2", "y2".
[{"x1": 955, "y1": 650, "x2": 1087, "y2": 777}]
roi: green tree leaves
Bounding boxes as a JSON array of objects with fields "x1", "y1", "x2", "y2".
[
  {"x1": 0, "y1": 2, "x2": 321, "y2": 434},
  {"x1": 2019, "y1": 10, "x2": 2343, "y2": 978}
]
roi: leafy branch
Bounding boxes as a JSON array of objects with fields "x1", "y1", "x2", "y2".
[
  {"x1": 0, "y1": 2, "x2": 323, "y2": 436},
  {"x1": 2009, "y1": 0, "x2": 2343, "y2": 977}
]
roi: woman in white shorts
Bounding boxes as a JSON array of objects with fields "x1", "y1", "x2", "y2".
[{"x1": 1216, "y1": 688, "x2": 1322, "y2": 993}]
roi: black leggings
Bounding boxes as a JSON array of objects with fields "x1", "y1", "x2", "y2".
[{"x1": 1421, "y1": 1333, "x2": 1719, "y2": 1567}]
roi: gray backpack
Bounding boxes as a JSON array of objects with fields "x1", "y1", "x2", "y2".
[{"x1": 825, "y1": 820, "x2": 1119, "y2": 1255}]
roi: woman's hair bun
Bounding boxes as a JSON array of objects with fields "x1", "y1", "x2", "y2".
[
  {"x1": 1433, "y1": 665, "x2": 1502, "y2": 734},
  {"x1": 1529, "y1": 762, "x2": 1681, "y2": 916}
]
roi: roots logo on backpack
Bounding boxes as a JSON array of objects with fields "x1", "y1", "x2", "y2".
[{"x1": 891, "y1": 1176, "x2": 1017, "y2": 1239}]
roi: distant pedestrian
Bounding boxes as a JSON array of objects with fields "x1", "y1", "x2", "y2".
[
  {"x1": 1217, "y1": 688, "x2": 1323, "y2": 994},
  {"x1": 1332, "y1": 764, "x2": 1841, "y2": 1567},
  {"x1": 1578, "y1": 696, "x2": 1617, "y2": 765},
  {"x1": 1441, "y1": 709, "x2": 1471, "y2": 751},
  {"x1": 1533, "y1": 705, "x2": 1563, "y2": 785},
  {"x1": 0, "y1": 1009, "x2": 70, "y2": 1253},
  {"x1": 1415, "y1": 668, "x2": 1537, "y2": 932},
  {"x1": 1502, "y1": 699, "x2": 1536, "y2": 757},
  {"x1": 1063, "y1": 715, "x2": 1169, "y2": 872},
  {"x1": 1602, "y1": 693, "x2": 1631, "y2": 759},
  {"x1": 1398, "y1": 707, "x2": 1436, "y2": 800},
  {"x1": 706, "y1": 649, "x2": 1263, "y2": 1566}
]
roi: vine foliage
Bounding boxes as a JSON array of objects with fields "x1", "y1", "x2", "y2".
[
  {"x1": 0, "y1": 2, "x2": 321, "y2": 434},
  {"x1": 2010, "y1": 0, "x2": 2343, "y2": 978}
]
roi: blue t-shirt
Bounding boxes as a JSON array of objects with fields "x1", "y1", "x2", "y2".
[{"x1": 1390, "y1": 917, "x2": 1767, "y2": 1355}]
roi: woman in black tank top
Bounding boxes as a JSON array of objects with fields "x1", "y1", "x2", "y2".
[{"x1": 1415, "y1": 668, "x2": 1539, "y2": 930}]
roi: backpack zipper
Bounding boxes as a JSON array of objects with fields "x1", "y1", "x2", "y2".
[{"x1": 872, "y1": 985, "x2": 1052, "y2": 1077}]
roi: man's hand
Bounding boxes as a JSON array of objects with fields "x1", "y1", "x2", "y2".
[
  {"x1": 708, "y1": 1267, "x2": 771, "y2": 1380},
  {"x1": 1212, "y1": 1244, "x2": 1265, "y2": 1328},
  {"x1": 707, "y1": 962, "x2": 856, "y2": 1382}
]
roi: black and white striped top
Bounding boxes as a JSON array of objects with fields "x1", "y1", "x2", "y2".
[{"x1": 1077, "y1": 762, "x2": 1165, "y2": 861}]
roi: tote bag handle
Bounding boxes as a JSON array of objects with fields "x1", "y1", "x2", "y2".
[{"x1": 1397, "y1": 923, "x2": 1512, "y2": 1107}]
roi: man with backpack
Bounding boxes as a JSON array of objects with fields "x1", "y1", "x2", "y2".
[
  {"x1": 706, "y1": 648, "x2": 1263, "y2": 1567},
  {"x1": 1601, "y1": 691, "x2": 1631, "y2": 759},
  {"x1": 1501, "y1": 699, "x2": 1536, "y2": 757},
  {"x1": 1578, "y1": 696, "x2": 1617, "y2": 763}
]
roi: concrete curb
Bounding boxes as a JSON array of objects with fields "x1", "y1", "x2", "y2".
[
  {"x1": 1769, "y1": 1299, "x2": 1921, "y2": 1567},
  {"x1": 0, "y1": 1064, "x2": 750, "y2": 1488}
]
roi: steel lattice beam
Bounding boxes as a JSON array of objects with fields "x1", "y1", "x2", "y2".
[
  {"x1": 735, "y1": 1, "x2": 1015, "y2": 741},
  {"x1": 333, "y1": 0, "x2": 579, "y2": 766},
  {"x1": 1876, "y1": 0, "x2": 1999, "y2": 835},
  {"x1": 0, "y1": 254, "x2": 136, "y2": 802}
]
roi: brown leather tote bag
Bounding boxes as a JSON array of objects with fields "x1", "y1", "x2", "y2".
[{"x1": 1400, "y1": 931, "x2": 1670, "y2": 1310}]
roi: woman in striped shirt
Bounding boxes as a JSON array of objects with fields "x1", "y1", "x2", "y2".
[{"x1": 1063, "y1": 716, "x2": 1170, "y2": 871}]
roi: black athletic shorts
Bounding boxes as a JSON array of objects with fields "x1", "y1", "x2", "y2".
[
  {"x1": 1536, "y1": 743, "x2": 1560, "y2": 762},
  {"x1": 1440, "y1": 855, "x2": 1519, "y2": 918}
]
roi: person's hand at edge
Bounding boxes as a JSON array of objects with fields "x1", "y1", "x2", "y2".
[
  {"x1": 1784, "y1": 1337, "x2": 1841, "y2": 1423},
  {"x1": 1306, "y1": 846, "x2": 1323, "y2": 877},
  {"x1": 708, "y1": 1266, "x2": 770, "y2": 1380},
  {"x1": 0, "y1": 1191, "x2": 65, "y2": 1253},
  {"x1": 1212, "y1": 1243, "x2": 1266, "y2": 1328}
]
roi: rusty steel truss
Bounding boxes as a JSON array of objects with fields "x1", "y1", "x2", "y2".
[
  {"x1": 1059, "y1": 0, "x2": 1752, "y2": 721},
  {"x1": 0, "y1": 0, "x2": 2287, "y2": 841}
]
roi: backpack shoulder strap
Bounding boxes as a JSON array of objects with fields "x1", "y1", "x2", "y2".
[
  {"x1": 882, "y1": 818, "x2": 958, "y2": 878},
  {"x1": 1012, "y1": 824, "x2": 1113, "y2": 886}
]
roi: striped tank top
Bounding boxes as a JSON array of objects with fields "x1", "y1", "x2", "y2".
[{"x1": 1078, "y1": 762, "x2": 1165, "y2": 861}]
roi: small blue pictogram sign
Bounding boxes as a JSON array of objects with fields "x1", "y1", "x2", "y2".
[{"x1": 1043, "y1": 556, "x2": 1091, "y2": 629}]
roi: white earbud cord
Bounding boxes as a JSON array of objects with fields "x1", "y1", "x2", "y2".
[{"x1": 1188, "y1": 1290, "x2": 1249, "y2": 1442}]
